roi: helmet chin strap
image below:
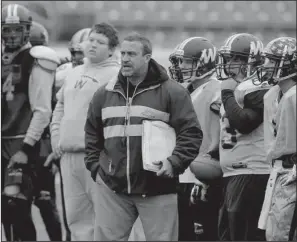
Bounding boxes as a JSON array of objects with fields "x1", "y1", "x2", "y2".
[
  {"x1": 272, "y1": 45, "x2": 296, "y2": 84},
  {"x1": 195, "y1": 69, "x2": 215, "y2": 80}
]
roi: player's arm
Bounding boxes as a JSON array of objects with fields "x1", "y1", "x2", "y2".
[
  {"x1": 50, "y1": 84, "x2": 65, "y2": 150},
  {"x1": 221, "y1": 89, "x2": 269, "y2": 134},
  {"x1": 23, "y1": 47, "x2": 60, "y2": 152},
  {"x1": 207, "y1": 91, "x2": 221, "y2": 159}
]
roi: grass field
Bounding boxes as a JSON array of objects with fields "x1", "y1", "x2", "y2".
[{"x1": 1, "y1": 44, "x2": 171, "y2": 241}]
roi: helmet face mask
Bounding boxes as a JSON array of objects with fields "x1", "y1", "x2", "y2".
[
  {"x1": 216, "y1": 51, "x2": 253, "y2": 82},
  {"x1": 256, "y1": 56, "x2": 278, "y2": 85},
  {"x1": 68, "y1": 28, "x2": 91, "y2": 67},
  {"x1": 70, "y1": 49, "x2": 85, "y2": 66},
  {"x1": 169, "y1": 55, "x2": 204, "y2": 83},
  {"x1": 168, "y1": 54, "x2": 184, "y2": 83},
  {"x1": 256, "y1": 37, "x2": 297, "y2": 86},
  {"x1": 1, "y1": 24, "x2": 28, "y2": 49},
  {"x1": 2, "y1": 24, "x2": 27, "y2": 49},
  {"x1": 216, "y1": 33, "x2": 264, "y2": 82}
]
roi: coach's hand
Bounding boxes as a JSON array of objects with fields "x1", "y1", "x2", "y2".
[
  {"x1": 153, "y1": 159, "x2": 174, "y2": 178},
  {"x1": 8, "y1": 150, "x2": 28, "y2": 168}
]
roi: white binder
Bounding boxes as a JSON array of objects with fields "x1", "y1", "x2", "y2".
[{"x1": 142, "y1": 120, "x2": 176, "y2": 172}]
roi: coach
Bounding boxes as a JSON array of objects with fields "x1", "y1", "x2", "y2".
[{"x1": 84, "y1": 32, "x2": 202, "y2": 240}]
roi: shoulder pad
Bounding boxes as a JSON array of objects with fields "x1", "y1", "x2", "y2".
[
  {"x1": 30, "y1": 46, "x2": 61, "y2": 71},
  {"x1": 55, "y1": 62, "x2": 73, "y2": 88}
]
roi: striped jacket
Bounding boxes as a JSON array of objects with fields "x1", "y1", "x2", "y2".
[{"x1": 84, "y1": 59, "x2": 202, "y2": 196}]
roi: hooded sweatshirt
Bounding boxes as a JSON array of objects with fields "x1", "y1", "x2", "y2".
[{"x1": 50, "y1": 57, "x2": 120, "y2": 152}]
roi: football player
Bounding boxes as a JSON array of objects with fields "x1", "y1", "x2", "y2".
[
  {"x1": 55, "y1": 28, "x2": 91, "y2": 91},
  {"x1": 215, "y1": 33, "x2": 270, "y2": 241},
  {"x1": 29, "y1": 20, "x2": 63, "y2": 241},
  {"x1": 1, "y1": 4, "x2": 60, "y2": 241},
  {"x1": 257, "y1": 37, "x2": 296, "y2": 241},
  {"x1": 169, "y1": 37, "x2": 222, "y2": 241}
]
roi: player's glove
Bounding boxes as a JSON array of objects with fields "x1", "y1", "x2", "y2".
[{"x1": 190, "y1": 180, "x2": 209, "y2": 204}]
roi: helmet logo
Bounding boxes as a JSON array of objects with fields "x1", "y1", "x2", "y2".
[
  {"x1": 5, "y1": 4, "x2": 20, "y2": 24},
  {"x1": 200, "y1": 48, "x2": 216, "y2": 63},
  {"x1": 250, "y1": 41, "x2": 263, "y2": 56}
]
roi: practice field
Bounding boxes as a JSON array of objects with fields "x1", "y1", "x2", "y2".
[{"x1": 1, "y1": 44, "x2": 172, "y2": 241}]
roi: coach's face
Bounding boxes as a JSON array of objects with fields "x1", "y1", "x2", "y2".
[{"x1": 120, "y1": 40, "x2": 150, "y2": 77}]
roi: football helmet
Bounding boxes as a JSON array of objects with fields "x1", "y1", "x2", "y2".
[
  {"x1": 1, "y1": 4, "x2": 32, "y2": 50},
  {"x1": 216, "y1": 33, "x2": 264, "y2": 82},
  {"x1": 256, "y1": 37, "x2": 296, "y2": 86},
  {"x1": 69, "y1": 28, "x2": 91, "y2": 66},
  {"x1": 168, "y1": 37, "x2": 217, "y2": 84},
  {"x1": 30, "y1": 21, "x2": 49, "y2": 46}
]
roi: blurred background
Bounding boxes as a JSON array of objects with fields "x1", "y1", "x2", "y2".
[{"x1": 2, "y1": 1, "x2": 296, "y2": 68}]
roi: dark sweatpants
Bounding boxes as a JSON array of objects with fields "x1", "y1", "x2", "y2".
[
  {"x1": 195, "y1": 179, "x2": 222, "y2": 241},
  {"x1": 2, "y1": 156, "x2": 37, "y2": 241},
  {"x1": 218, "y1": 174, "x2": 269, "y2": 241},
  {"x1": 1, "y1": 139, "x2": 37, "y2": 241},
  {"x1": 177, "y1": 180, "x2": 222, "y2": 241},
  {"x1": 2, "y1": 138, "x2": 62, "y2": 241},
  {"x1": 177, "y1": 183, "x2": 196, "y2": 241},
  {"x1": 34, "y1": 158, "x2": 62, "y2": 241}
]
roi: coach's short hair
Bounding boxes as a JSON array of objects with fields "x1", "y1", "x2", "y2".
[
  {"x1": 90, "y1": 22, "x2": 119, "y2": 49},
  {"x1": 123, "y1": 32, "x2": 152, "y2": 56}
]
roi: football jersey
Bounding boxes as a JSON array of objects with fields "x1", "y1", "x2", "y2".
[
  {"x1": 219, "y1": 78, "x2": 271, "y2": 177},
  {"x1": 265, "y1": 85, "x2": 296, "y2": 162},
  {"x1": 179, "y1": 74, "x2": 221, "y2": 183},
  {"x1": 263, "y1": 85, "x2": 280, "y2": 155},
  {"x1": 191, "y1": 75, "x2": 221, "y2": 156}
]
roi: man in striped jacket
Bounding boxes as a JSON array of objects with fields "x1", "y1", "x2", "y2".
[{"x1": 84, "y1": 32, "x2": 202, "y2": 241}]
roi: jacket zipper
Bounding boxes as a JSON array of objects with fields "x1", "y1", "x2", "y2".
[
  {"x1": 126, "y1": 83, "x2": 161, "y2": 193},
  {"x1": 108, "y1": 83, "x2": 161, "y2": 194}
]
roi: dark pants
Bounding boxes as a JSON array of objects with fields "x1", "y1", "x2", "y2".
[
  {"x1": 195, "y1": 179, "x2": 222, "y2": 241},
  {"x1": 2, "y1": 138, "x2": 62, "y2": 241},
  {"x1": 177, "y1": 183, "x2": 196, "y2": 241},
  {"x1": 2, "y1": 195, "x2": 36, "y2": 241},
  {"x1": 2, "y1": 154, "x2": 37, "y2": 241},
  {"x1": 218, "y1": 174, "x2": 269, "y2": 241},
  {"x1": 34, "y1": 159, "x2": 62, "y2": 241},
  {"x1": 177, "y1": 180, "x2": 222, "y2": 241}
]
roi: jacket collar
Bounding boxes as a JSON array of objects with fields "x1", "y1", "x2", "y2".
[{"x1": 106, "y1": 58, "x2": 169, "y2": 92}]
